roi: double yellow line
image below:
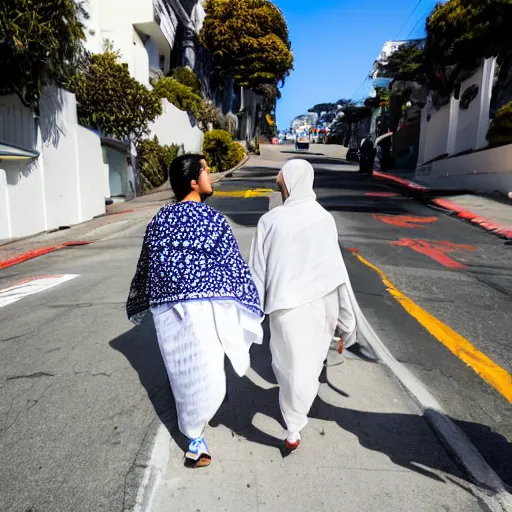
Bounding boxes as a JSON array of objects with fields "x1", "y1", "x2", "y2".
[{"x1": 351, "y1": 248, "x2": 512, "y2": 403}]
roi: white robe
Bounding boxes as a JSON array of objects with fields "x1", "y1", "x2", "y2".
[
  {"x1": 249, "y1": 159, "x2": 357, "y2": 347},
  {"x1": 152, "y1": 300, "x2": 262, "y2": 440},
  {"x1": 249, "y1": 159, "x2": 357, "y2": 436}
]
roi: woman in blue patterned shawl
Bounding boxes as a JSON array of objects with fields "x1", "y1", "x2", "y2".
[{"x1": 127, "y1": 154, "x2": 263, "y2": 468}]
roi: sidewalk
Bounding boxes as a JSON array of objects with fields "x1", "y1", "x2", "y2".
[
  {"x1": 374, "y1": 170, "x2": 512, "y2": 240},
  {"x1": 144, "y1": 346, "x2": 482, "y2": 512}
]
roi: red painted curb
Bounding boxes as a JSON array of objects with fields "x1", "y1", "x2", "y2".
[
  {"x1": 373, "y1": 171, "x2": 428, "y2": 192},
  {"x1": 374, "y1": 171, "x2": 512, "y2": 241},
  {"x1": 0, "y1": 240, "x2": 95, "y2": 270},
  {"x1": 431, "y1": 199, "x2": 512, "y2": 240}
]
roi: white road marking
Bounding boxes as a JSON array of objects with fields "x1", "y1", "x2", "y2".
[{"x1": 0, "y1": 275, "x2": 79, "y2": 308}]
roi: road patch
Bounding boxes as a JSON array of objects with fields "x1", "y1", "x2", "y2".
[
  {"x1": 0, "y1": 275, "x2": 79, "y2": 308},
  {"x1": 373, "y1": 215, "x2": 438, "y2": 228},
  {"x1": 390, "y1": 239, "x2": 476, "y2": 269}
]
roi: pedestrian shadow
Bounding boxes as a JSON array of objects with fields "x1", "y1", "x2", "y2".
[
  {"x1": 109, "y1": 316, "x2": 512, "y2": 491},
  {"x1": 109, "y1": 316, "x2": 189, "y2": 453}
]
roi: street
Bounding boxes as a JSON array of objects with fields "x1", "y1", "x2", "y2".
[{"x1": 1, "y1": 145, "x2": 511, "y2": 512}]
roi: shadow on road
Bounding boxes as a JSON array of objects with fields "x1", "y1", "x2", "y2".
[{"x1": 109, "y1": 318, "x2": 512, "y2": 489}]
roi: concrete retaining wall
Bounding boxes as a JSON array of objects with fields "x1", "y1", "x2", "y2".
[
  {"x1": 149, "y1": 99, "x2": 204, "y2": 153},
  {"x1": 415, "y1": 143, "x2": 512, "y2": 195}
]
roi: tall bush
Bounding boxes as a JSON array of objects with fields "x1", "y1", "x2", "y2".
[
  {"x1": 68, "y1": 49, "x2": 162, "y2": 140},
  {"x1": 203, "y1": 129, "x2": 246, "y2": 173},
  {"x1": 137, "y1": 136, "x2": 181, "y2": 191},
  {"x1": 171, "y1": 67, "x2": 202, "y2": 96},
  {"x1": 152, "y1": 77, "x2": 203, "y2": 117}
]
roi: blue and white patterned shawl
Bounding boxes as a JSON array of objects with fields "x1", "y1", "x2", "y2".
[{"x1": 127, "y1": 201, "x2": 263, "y2": 325}]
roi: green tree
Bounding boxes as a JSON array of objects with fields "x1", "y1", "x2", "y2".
[
  {"x1": 68, "y1": 49, "x2": 162, "y2": 141},
  {"x1": 0, "y1": 0, "x2": 87, "y2": 107},
  {"x1": 425, "y1": 0, "x2": 512, "y2": 93},
  {"x1": 383, "y1": 41, "x2": 427, "y2": 84},
  {"x1": 200, "y1": 0, "x2": 294, "y2": 90}
]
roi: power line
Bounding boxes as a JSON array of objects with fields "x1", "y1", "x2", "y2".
[
  {"x1": 395, "y1": 0, "x2": 424, "y2": 39},
  {"x1": 351, "y1": 75, "x2": 372, "y2": 103},
  {"x1": 406, "y1": 6, "x2": 431, "y2": 38},
  {"x1": 351, "y1": 0, "x2": 430, "y2": 103}
]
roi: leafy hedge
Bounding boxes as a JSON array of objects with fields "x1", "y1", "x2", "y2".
[
  {"x1": 487, "y1": 102, "x2": 512, "y2": 147},
  {"x1": 69, "y1": 49, "x2": 162, "y2": 140},
  {"x1": 203, "y1": 129, "x2": 246, "y2": 173},
  {"x1": 152, "y1": 77, "x2": 203, "y2": 117},
  {"x1": 137, "y1": 136, "x2": 181, "y2": 191},
  {"x1": 152, "y1": 77, "x2": 225, "y2": 131},
  {"x1": 171, "y1": 67, "x2": 202, "y2": 96}
]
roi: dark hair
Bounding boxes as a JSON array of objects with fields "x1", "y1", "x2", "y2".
[{"x1": 168, "y1": 154, "x2": 206, "y2": 201}]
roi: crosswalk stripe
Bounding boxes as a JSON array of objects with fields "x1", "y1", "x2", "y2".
[{"x1": 0, "y1": 275, "x2": 79, "y2": 308}]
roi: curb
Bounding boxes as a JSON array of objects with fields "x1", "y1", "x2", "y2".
[
  {"x1": 216, "y1": 154, "x2": 251, "y2": 182},
  {"x1": 373, "y1": 171, "x2": 512, "y2": 241},
  {"x1": 431, "y1": 198, "x2": 512, "y2": 240},
  {"x1": 346, "y1": 249, "x2": 512, "y2": 511},
  {"x1": 0, "y1": 241, "x2": 94, "y2": 270}
]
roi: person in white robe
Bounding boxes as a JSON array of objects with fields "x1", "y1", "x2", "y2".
[
  {"x1": 249, "y1": 158, "x2": 357, "y2": 451},
  {"x1": 127, "y1": 154, "x2": 264, "y2": 467}
]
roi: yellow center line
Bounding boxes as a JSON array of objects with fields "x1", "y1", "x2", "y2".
[
  {"x1": 350, "y1": 248, "x2": 512, "y2": 403},
  {"x1": 213, "y1": 188, "x2": 273, "y2": 198}
]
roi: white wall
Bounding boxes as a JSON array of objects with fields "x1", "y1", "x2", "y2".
[
  {"x1": 39, "y1": 88, "x2": 82, "y2": 229},
  {"x1": 149, "y1": 99, "x2": 204, "y2": 153},
  {"x1": 0, "y1": 160, "x2": 47, "y2": 239},
  {"x1": 415, "y1": 143, "x2": 512, "y2": 195},
  {"x1": 77, "y1": 127, "x2": 107, "y2": 221},
  {"x1": 423, "y1": 104, "x2": 450, "y2": 163},
  {"x1": 418, "y1": 59, "x2": 497, "y2": 165},
  {"x1": 0, "y1": 170, "x2": 9, "y2": 240},
  {"x1": 0, "y1": 90, "x2": 107, "y2": 240},
  {"x1": 454, "y1": 67, "x2": 485, "y2": 154}
]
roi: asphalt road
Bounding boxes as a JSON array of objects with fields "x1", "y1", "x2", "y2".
[{"x1": 0, "y1": 144, "x2": 510, "y2": 511}]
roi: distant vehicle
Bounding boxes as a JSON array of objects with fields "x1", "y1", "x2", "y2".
[
  {"x1": 286, "y1": 133, "x2": 295, "y2": 141},
  {"x1": 295, "y1": 125, "x2": 310, "y2": 151}
]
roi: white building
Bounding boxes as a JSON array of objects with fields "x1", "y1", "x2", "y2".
[
  {"x1": 84, "y1": 0, "x2": 206, "y2": 199},
  {"x1": 0, "y1": 0, "x2": 207, "y2": 241},
  {"x1": 415, "y1": 58, "x2": 512, "y2": 195}
]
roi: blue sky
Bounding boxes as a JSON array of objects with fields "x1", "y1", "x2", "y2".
[{"x1": 274, "y1": 0, "x2": 439, "y2": 128}]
